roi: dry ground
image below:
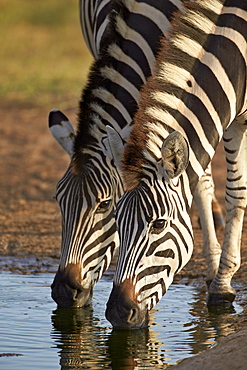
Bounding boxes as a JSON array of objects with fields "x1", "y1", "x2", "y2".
[{"x1": 0, "y1": 106, "x2": 247, "y2": 369}]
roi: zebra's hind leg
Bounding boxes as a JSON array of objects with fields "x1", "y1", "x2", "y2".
[
  {"x1": 207, "y1": 120, "x2": 247, "y2": 308},
  {"x1": 194, "y1": 165, "x2": 222, "y2": 286}
]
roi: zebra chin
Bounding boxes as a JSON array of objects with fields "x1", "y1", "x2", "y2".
[
  {"x1": 105, "y1": 280, "x2": 149, "y2": 329},
  {"x1": 51, "y1": 263, "x2": 93, "y2": 308}
]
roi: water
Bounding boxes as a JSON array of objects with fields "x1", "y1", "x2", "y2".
[{"x1": 0, "y1": 272, "x2": 242, "y2": 370}]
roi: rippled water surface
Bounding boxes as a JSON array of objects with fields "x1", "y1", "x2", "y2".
[{"x1": 0, "y1": 272, "x2": 242, "y2": 369}]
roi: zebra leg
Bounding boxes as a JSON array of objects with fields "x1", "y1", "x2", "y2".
[
  {"x1": 194, "y1": 165, "x2": 222, "y2": 285},
  {"x1": 207, "y1": 120, "x2": 247, "y2": 307},
  {"x1": 196, "y1": 164, "x2": 225, "y2": 231}
]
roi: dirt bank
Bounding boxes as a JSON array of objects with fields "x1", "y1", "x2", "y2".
[{"x1": 0, "y1": 106, "x2": 247, "y2": 369}]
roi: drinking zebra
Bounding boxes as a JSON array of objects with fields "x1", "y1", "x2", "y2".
[
  {"x1": 106, "y1": 0, "x2": 247, "y2": 328},
  {"x1": 49, "y1": 0, "x2": 224, "y2": 307}
]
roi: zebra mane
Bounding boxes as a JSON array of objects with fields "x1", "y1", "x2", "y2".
[
  {"x1": 73, "y1": 0, "x2": 146, "y2": 174},
  {"x1": 122, "y1": 0, "x2": 225, "y2": 190}
]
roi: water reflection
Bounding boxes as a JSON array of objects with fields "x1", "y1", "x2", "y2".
[
  {"x1": 51, "y1": 308, "x2": 165, "y2": 369},
  {"x1": 109, "y1": 328, "x2": 168, "y2": 369},
  {"x1": 52, "y1": 307, "x2": 111, "y2": 369},
  {"x1": 0, "y1": 273, "x2": 242, "y2": 370},
  {"x1": 187, "y1": 284, "x2": 237, "y2": 354},
  {"x1": 51, "y1": 283, "x2": 241, "y2": 370}
]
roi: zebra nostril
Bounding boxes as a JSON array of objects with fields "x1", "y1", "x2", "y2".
[
  {"x1": 127, "y1": 307, "x2": 138, "y2": 324},
  {"x1": 73, "y1": 287, "x2": 83, "y2": 300},
  {"x1": 73, "y1": 286, "x2": 93, "y2": 306}
]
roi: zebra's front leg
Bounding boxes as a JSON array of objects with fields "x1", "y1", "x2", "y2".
[
  {"x1": 207, "y1": 120, "x2": 247, "y2": 307},
  {"x1": 194, "y1": 165, "x2": 222, "y2": 285}
]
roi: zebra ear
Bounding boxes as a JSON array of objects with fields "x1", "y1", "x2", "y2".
[
  {"x1": 161, "y1": 131, "x2": 189, "y2": 179},
  {"x1": 106, "y1": 126, "x2": 124, "y2": 170},
  {"x1": 48, "y1": 109, "x2": 75, "y2": 157}
]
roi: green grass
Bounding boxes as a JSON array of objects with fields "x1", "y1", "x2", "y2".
[{"x1": 0, "y1": 0, "x2": 93, "y2": 108}]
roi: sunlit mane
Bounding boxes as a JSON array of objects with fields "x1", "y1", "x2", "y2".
[{"x1": 122, "y1": 0, "x2": 224, "y2": 190}]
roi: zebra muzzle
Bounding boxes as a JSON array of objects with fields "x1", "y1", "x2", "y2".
[
  {"x1": 51, "y1": 263, "x2": 93, "y2": 307},
  {"x1": 105, "y1": 279, "x2": 148, "y2": 329}
]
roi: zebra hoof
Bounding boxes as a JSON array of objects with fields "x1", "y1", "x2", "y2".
[{"x1": 207, "y1": 291, "x2": 236, "y2": 312}]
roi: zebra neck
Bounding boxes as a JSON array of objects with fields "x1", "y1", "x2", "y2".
[{"x1": 71, "y1": 137, "x2": 114, "y2": 177}]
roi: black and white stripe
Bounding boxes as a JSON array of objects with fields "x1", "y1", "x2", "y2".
[
  {"x1": 106, "y1": 0, "x2": 247, "y2": 328},
  {"x1": 79, "y1": 0, "x2": 112, "y2": 58},
  {"x1": 50, "y1": 0, "x2": 224, "y2": 308},
  {"x1": 51, "y1": 0, "x2": 191, "y2": 307}
]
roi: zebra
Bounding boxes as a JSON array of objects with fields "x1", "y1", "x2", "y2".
[
  {"x1": 105, "y1": 0, "x2": 247, "y2": 329},
  {"x1": 49, "y1": 0, "x2": 224, "y2": 307},
  {"x1": 79, "y1": 0, "x2": 112, "y2": 59}
]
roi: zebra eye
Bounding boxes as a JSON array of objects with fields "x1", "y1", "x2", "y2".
[
  {"x1": 96, "y1": 200, "x2": 111, "y2": 213},
  {"x1": 152, "y1": 219, "x2": 166, "y2": 231}
]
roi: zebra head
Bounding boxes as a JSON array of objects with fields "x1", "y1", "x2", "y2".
[
  {"x1": 106, "y1": 131, "x2": 194, "y2": 328},
  {"x1": 49, "y1": 110, "x2": 124, "y2": 307}
]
